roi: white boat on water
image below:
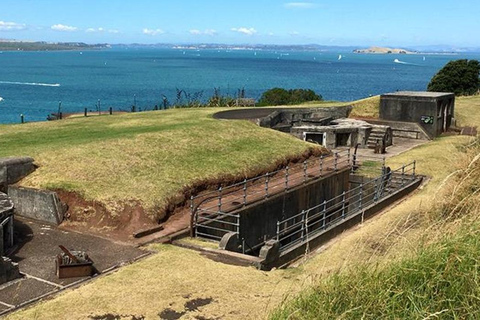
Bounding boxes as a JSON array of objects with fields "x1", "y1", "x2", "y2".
[{"x1": 338, "y1": 54, "x2": 342, "y2": 60}]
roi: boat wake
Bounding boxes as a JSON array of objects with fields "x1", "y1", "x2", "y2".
[
  {"x1": 393, "y1": 59, "x2": 419, "y2": 66},
  {"x1": 0, "y1": 80, "x2": 60, "y2": 87}
]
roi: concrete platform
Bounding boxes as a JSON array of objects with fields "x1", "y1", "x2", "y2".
[{"x1": 0, "y1": 217, "x2": 149, "y2": 315}]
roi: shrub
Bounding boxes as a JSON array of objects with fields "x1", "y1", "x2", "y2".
[
  {"x1": 427, "y1": 59, "x2": 480, "y2": 96},
  {"x1": 258, "y1": 88, "x2": 322, "y2": 106}
]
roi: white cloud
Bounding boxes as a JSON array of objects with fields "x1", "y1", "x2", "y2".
[
  {"x1": 284, "y1": 2, "x2": 317, "y2": 9},
  {"x1": 189, "y1": 29, "x2": 217, "y2": 36},
  {"x1": 231, "y1": 27, "x2": 257, "y2": 36},
  {"x1": 108, "y1": 29, "x2": 119, "y2": 34},
  {"x1": 86, "y1": 27, "x2": 105, "y2": 33},
  {"x1": 0, "y1": 21, "x2": 27, "y2": 31},
  {"x1": 51, "y1": 24, "x2": 78, "y2": 32},
  {"x1": 143, "y1": 28, "x2": 165, "y2": 36}
]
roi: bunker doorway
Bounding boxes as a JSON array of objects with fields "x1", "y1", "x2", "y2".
[
  {"x1": 335, "y1": 132, "x2": 350, "y2": 147},
  {"x1": 304, "y1": 132, "x2": 326, "y2": 146}
]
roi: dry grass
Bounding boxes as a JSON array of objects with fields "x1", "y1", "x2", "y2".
[
  {"x1": 5, "y1": 96, "x2": 480, "y2": 319},
  {"x1": 349, "y1": 95, "x2": 380, "y2": 118}
]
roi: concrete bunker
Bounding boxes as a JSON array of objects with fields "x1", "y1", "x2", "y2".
[
  {"x1": 380, "y1": 91, "x2": 455, "y2": 139},
  {"x1": 190, "y1": 151, "x2": 422, "y2": 270}
]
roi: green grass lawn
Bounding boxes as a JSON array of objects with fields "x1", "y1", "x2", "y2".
[{"x1": 0, "y1": 108, "x2": 322, "y2": 218}]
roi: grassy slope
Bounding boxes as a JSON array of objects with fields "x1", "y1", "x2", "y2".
[
  {"x1": 270, "y1": 96, "x2": 480, "y2": 319},
  {"x1": 0, "y1": 108, "x2": 317, "y2": 216},
  {"x1": 6, "y1": 96, "x2": 479, "y2": 319}
]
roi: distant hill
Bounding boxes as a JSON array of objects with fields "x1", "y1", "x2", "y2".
[
  {"x1": 353, "y1": 46, "x2": 416, "y2": 54},
  {"x1": 0, "y1": 40, "x2": 110, "y2": 51}
]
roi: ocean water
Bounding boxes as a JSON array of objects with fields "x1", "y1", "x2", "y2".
[{"x1": 0, "y1": 48, "x2": 479, "y2": 124}]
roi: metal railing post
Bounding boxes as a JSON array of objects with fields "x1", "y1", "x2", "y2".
[
  {"x1": 382, "y1": 157, "x2": 386, "y2": 170},
  {"x1": 243, "y1": 178, "x2": 247, "y2": 205},
  {"x1": 276, "y1": 220, "x2": 280, "y2": 241},
  {"x1": 373, "y1": 178, "x2": 379, "y2": 202},
  {"x1": 301, "y1": 210, "x2": 305, "y2": 240},
  {"x1": 303, "y1": 161, "x2": 307, "y2": 183},
  {"x1": 190, "y1": 196, "x2": 194, "y2": 216},
  {"x1": 347, "y1": 148, "x2": 351, "y2": 165},
  {"x1": 341, "y1": 191, "x2": 346, "y2": 219},
  {"x1": 285, "y1": 166, "x2": 289, "y2": 190},
  {"x1": 334, "y1": 152, "x2": 338, "y2": 171},
  {"x1": 218, "y1": 186, "x2": 222, "y2": 212},
  {"x1": 194, "y1": 210, "x2": 199, "y2": 238},
  {"x1": 242, "y1": 238, "x2": 245, "y2": 254},
  {"x1": 265, "y1": 173, "x2": 269, "y2": 198},
  {"x1": 322, "y1": 200, "x2": 327, "y2": 229},
  {"x1": 359, "y1": 183, "x2": 363, "y2": 210},
  {"x1": 319, "y1": 155, "x2": 324, "y2": 177}
]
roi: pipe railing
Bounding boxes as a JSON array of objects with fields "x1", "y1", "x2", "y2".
[
  {"x1": 275, "y1": 161, "x2": 417, "y2": 250},
  {"x1": 190, "y1": 149, "x2": 351, "y2": 215}
]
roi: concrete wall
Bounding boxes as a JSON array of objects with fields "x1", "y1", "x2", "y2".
[
  {"x1": 0, "y1": 157, "x2": 36, "y2": 192},
  {"x1": 261, "y1": 176, "x2": 423, "y2": 270},
  {"x1": 0, "y1": 193, "x2": 14, "y2": 256},
  {"x1": 0, "y1": 257, "x2": 20, "y2": 285},
  {"x1": 8, "y1": 186, "x2": 65, "y2": 225},
  {"x1": 236, "y1": 168, "x2": 350, "y2": 250},
  {"x1": 363, "y1": 119, "x2": 431, "y2": 140},
  {"x1": 380, "y1": 92, "x2": 455, "y2": 138}
]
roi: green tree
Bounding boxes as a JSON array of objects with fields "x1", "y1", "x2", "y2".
[
  {"x1": 427, "y1": 59, "x2": 480, "y2": 96},
  {"x1": 258, "y1": 88, "x2": 322, "y2": 106}
]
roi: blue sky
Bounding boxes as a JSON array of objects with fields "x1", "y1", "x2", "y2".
[{"x1": 0, "y1": 0, "x2": 479, "y2": 47}]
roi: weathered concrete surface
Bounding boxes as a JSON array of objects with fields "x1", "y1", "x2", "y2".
[
  {"x1": 0, "y1": 257, "x2": 20, "y2": 285},
  {"x1": 237, "y1": 168, "x2": 350, "y2": 251},
  {"x1": 0, "y1": 192, "x2": 14, "y2": 256},
  {"x1": 363, "y1": 118, "x2": 431, "y2": 140},
  {"x1": 8, "y1": 186, "x2": 66, "y2": 225},
  {"x1": 380, "y1": 91, "x2": 455, "y2": 139},
  {"x1": 0, "y1": 157, "x2": 36, "y2": 192},
  {"x1": 261, "y1": 176, "x2": 423, "y2": 270}
]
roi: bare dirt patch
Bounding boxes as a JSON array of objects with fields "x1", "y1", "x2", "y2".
[{"x1": 57, "y1": 190, "x2": 157, "y2": 242}]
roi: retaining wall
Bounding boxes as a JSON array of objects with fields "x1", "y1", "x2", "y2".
[
  {"x1": 236, "y1": 168, "x2": 350, "y2": 251},
  {"x1": 0, "y1": 157, "x2": 36, "y2": 192},
  {"x1": 8, "y1": 186, "x2": 65, "y2": 225}
]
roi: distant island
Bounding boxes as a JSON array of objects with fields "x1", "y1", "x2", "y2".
[
  {"x1": 0, "y1": 40, "x2": 110, "y2": 51},
  {"x1": 353, "y1": 46, "x2": 416, "y2": 54}
]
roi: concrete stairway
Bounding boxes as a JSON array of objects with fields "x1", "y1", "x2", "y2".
[{"x1": 367, "y1": 128, "x2": 388, "y2": 149}]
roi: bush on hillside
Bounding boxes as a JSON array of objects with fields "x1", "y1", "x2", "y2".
[
  {"x1": 258, "y1": 88, "x2": 322, "y2": 106},
  {"x1": 427, "y1": 59, "x2": 480, "y2": 96}
]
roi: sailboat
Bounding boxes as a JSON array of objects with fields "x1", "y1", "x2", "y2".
[
  {"x1": 338, "y1": 54, "x2": 342, "y2": 60},
  {"x1": 423, "y1": 56, "x2": 426, "y2": 61}
]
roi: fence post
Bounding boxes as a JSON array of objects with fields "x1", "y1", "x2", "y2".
[
  {"x1": 303, "y1": 161, "x2": 307, "y2": 183},
  {"x1": 285, "y1": 166, "x2": 289, "y2": 190},
  {"x1": 341, "y1": 191, "x2": 346, "y2": 219},
  {"x1": 382, "y1": 157, "x2": 386, "y2": 170},
  {"x1": 373, "y1": 178, "x2": 379, "y2": 202},
  {"x1": 265, "y1": 173, "x2": 269, "y2": 198},
  {"x1": 218, "y1": 186, "x2": 222, "y2": 212},
  {"x1": 243, "y1": 178, "x2": 247, "y2": 205},
  {"x1": 334, "y1": 152, "x2": 338, "y2": 171}
]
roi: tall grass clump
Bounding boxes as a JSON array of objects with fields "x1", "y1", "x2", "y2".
[{"x1": 271, "y1": 137, "x2": 480, "y2": 320}]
